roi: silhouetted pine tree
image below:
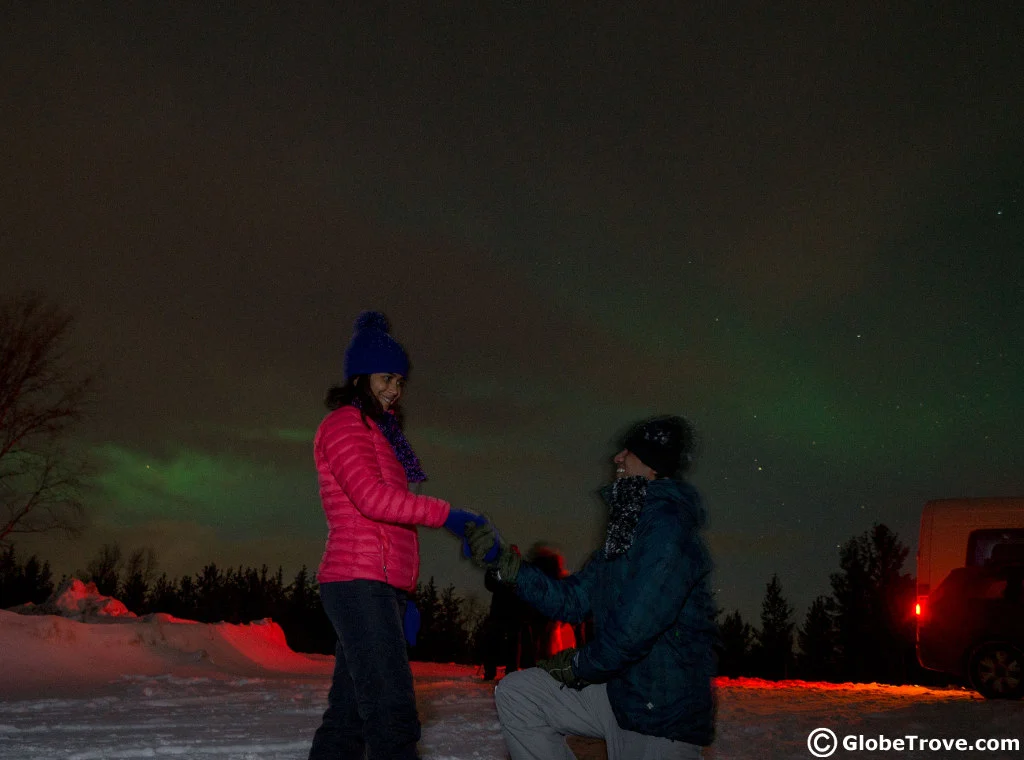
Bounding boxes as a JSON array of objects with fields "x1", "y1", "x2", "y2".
[
  {"x1": 753, "y1": 574, "x2": 794, "y2": 679},
  {"x1": 177, "y1": 574, "x2": 199, "y2": 619},
  {"x1": 83, "y1": 543, "x2": 123, "y2": 596},
  {"x1": 797, "y1": 595, "x2": 838, "y2": 681},
  {"x1": 436, "y1": 583, "x2": 470, "y2": 663},
  {"x1": 871, "y1": 525, "x2": 918, "y2": 683},
  {"x1": 0, "y1": 547, "x2": 14, "y2": 605},
  {"x1": 412, "y1": 577, "x2": 442, "y2": 661},
  {"x1": 195, "y1": 563, "x2": 226, "y2": 621},
  {"x1": 717, "y1": 609, "x2": 755, "y2": 677},
  {"x1": 223, "y1": 564, "x2": 284, "y2": 623},
  {"x1": 0, "y1": 546, "x2": 54, "y2": 607},
  {"x1": 120, "y1": 547, "x2": 158, "y2": 614},
  {"x1": 21, "y1": 554, "x2": 54, "y2": 604},
  {"x1": 282, "y1": 565, "x2": 333, "y2": 653},
  {"x1": 830, "y1": 523, "x2": 917, "y2": 684},
  {"x1": 287, "y1": 566, "x2": 314, "y2": 613},
  {"x1": 148, "y1": 573, "x2": 179, "y2": 616}
]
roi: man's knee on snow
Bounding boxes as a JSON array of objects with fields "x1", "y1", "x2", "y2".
[
  {"x1": 494, "y1": 668, "x2": 524, "y2": 709},
  {"x1": 495, "y1": 667, "x2": 550, "y2": 721}
]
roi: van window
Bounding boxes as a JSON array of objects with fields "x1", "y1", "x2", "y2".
[{"x1": 966, "y1": 529, "x2": 1024, "y2": 567}]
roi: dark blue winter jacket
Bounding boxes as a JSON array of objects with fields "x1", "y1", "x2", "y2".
[{"x1": 515, "y1": 478, "x2": 717, "y2": 745}]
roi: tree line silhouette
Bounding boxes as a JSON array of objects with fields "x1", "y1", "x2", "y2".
[
  {"x1": 718, "y1": 523, "x2": 942, "y2": 685},
  {"x1": 0, "y1": 522, "x2": 943, "y2": 685},
  {"x1": 0, "y1": 543, "x2": 486, "y2": 664}
]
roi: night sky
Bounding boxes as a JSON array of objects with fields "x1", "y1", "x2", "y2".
[{"x1": 3, "y1": 4, "x2": 1022, "y2": 622}]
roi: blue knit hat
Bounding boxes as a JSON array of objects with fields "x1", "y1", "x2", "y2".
[{"x1": 343, "y1": 311, "x2": 410, "y2": 381}]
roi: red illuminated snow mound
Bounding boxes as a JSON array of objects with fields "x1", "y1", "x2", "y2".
[
  {"x1": 1, "y1": 582, "x2": 332, "y2": 698},
  {"x1": 10, "y1": 578, "x2": 137, "y2": 620}
]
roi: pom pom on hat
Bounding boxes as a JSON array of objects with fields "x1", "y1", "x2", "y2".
[
  {"x1": 354, "y1": 310, "x2": 390, "y2": 334},
  {"x1": 344, "y1": 310, "x2": 410, "y2": 380}
]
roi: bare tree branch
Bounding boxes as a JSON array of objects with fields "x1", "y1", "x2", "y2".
[{"x1": 0, "y1": 294, "x2": 93, "y2": 546}]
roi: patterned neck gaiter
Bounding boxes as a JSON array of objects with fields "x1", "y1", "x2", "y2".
[
  {"x1": 603, "y1": 475, "x2": 648, "y2": 558},
  {"x1": 352, "y1": 399, "x2": 427, "y2": 484}
]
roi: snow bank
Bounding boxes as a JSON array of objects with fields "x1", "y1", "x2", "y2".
[
  {"x1": 1, "y1": 583, "x2": 332, "y2": 699},
  {"x1": 3, "y1": 584, "x2": 1022, "y2": 759},
  {"x1": 10, "y1": 578, "x2": 137, "y2": 621}
]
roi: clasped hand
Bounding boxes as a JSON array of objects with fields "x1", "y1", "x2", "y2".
[
  {"x1": 443, "y1": 508, "x2": 500, "y2": 563},
  {"x1": 464, "y1": 521, "x2": 521, "y2": 583}
]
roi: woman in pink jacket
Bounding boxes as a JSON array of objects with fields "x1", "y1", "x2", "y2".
[{"x1": 308, "y1": 311, "x2": 481, "y2": 760}]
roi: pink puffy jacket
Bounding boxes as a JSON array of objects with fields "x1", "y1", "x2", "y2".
[{"x1": 314, "y1": 405, "x2": 450, "y2": 591}]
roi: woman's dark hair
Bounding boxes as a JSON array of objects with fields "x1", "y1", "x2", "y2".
[{"x1": 324, "y1": 375, "x2": 404, "y2": 427}]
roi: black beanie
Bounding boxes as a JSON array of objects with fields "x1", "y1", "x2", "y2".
[{"x1": 620, "y1": 416, "x2": 694, "y2": 477}]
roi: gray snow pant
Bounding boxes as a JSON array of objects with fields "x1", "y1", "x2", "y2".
[{"x1": 494, "y1": 668, "x2": 702, "y2": 760}]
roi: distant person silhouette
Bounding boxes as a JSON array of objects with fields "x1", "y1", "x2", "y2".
[
  {"x1": 519, "y1": 544, "x2": 577, "y2": 667},
  {"x1": 482, "y1": 545, "x2": 525, "y2": 681}
]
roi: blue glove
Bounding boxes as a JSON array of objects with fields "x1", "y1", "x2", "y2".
[
  {"x1": 444, "y1": 508, "x2": 485, "y2": 559},
  {"x1": 444, "y1": 509, "x2": 501, "y2": 562},
  {"x1": 443, "y1": 508, "x2": 482, "y2": 537},
  {"x1": 403, "y1": 600, "x2": 421, "y2": 647}
]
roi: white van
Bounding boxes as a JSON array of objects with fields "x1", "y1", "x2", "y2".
[{"x1": 915, "y1": 498, "x2": 1024, "y2": 698}]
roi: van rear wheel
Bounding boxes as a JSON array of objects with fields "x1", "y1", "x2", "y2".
[{"x1": 969, "y1": 643, "x2": 1024, "y2": 700}]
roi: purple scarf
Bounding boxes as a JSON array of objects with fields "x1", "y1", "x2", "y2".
[{"x1": 352, "y1": 399, "x2": 427, "y2": 483}]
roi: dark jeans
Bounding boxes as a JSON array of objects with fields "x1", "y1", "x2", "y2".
[{"x1": 308, "y1": 580, "x2": 420, "y2": 760}]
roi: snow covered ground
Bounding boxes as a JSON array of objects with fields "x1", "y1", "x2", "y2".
[{"x1": 1, "y1": 599, "x2": 1022, "y2": 759}]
